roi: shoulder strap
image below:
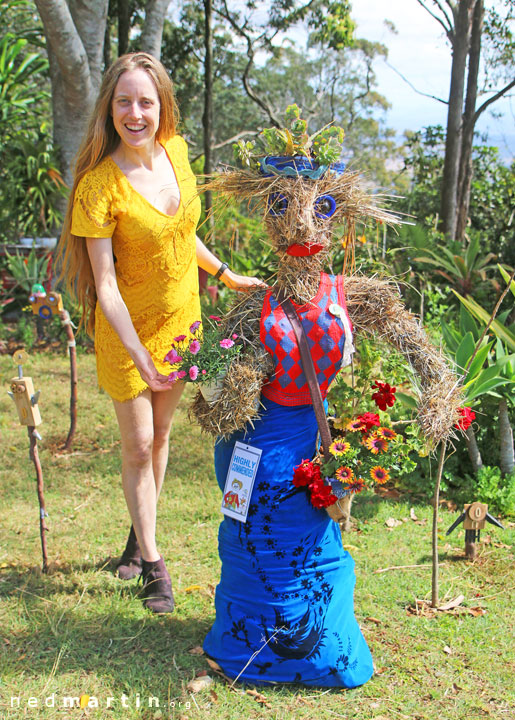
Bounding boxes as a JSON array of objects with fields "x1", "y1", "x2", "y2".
[{"x1": 274, "y1": 289, "x2": 332, "y2": 462}]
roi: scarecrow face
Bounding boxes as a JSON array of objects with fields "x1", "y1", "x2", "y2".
[
  {"x1": 262, "y1": 168, "x2": 361, "y2": 260},
  {"x1": 263, "y1": 178, "x2": 333, "y2": 257}
]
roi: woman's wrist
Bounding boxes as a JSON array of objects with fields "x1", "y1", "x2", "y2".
[{"x1": 213, "y1": 261, "x2": 229, "y2": 281}]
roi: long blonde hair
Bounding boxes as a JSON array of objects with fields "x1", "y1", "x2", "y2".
[{"x1": 58, "y1": 52, "x2": 180, "y2": 335}]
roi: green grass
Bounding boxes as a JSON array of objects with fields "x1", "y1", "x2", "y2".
[{"x1": 0, "y1": 351, "x2": 514, "y2": 720}]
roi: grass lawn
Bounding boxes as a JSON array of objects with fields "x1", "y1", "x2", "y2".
[{"x1": 0, "y1": 351, "x2": 513, "y2": 720}]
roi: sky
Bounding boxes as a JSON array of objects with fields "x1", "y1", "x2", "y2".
[{"x1": 350, "y1": 0, "x2": 515, "y2": 160}]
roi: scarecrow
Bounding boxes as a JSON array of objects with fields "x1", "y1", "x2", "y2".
[{"x1": 192, "y1": 106, "x2": 462, "y2": 687}]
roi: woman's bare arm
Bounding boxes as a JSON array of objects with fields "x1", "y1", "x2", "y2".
[{"x1": 196, "y1": 236, "x2": 266, "y2": 291}]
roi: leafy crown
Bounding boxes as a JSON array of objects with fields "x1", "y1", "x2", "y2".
[{"x1": 233, "y1": 104, "x2": 345, "y2": 171}]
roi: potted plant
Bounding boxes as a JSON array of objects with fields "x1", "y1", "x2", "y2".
[{"x1": 164, "y1": 317, "x2": 241, "y2": 402}]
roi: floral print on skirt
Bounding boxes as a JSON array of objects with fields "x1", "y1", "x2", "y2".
[{"x1": 203, "y1": 396, "x2": 373, "y2": 687}]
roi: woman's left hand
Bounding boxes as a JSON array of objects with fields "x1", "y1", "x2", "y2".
[{"x1": 221, "y1": 269, "x2": 267, "y2": 291}]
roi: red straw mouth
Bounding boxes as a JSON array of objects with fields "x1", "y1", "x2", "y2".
[{"x1": 286, "y1": 242, "x2": 325, "y2": 257}]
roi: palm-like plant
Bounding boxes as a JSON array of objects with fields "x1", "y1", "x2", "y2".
[
  {"x1": 413, "y1": 232, "x2": 498, "y2": 297},
  {"x1": 442, "y1": 272, "x2": 515, "y2": 477}
]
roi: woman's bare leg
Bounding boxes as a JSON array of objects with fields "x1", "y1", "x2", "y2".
[
  {"x1": 113, "y1": 390, "x2": 160, "y2": 562},
  {"x1": 151, "y1": 381, "x2": 186, "y2": 499},
  {"x1": 113, "y1": 382, "x2": 185, "y2": 561}
]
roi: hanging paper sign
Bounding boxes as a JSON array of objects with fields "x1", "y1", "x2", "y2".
[{"x1": 221, "y1": 441, "x2": 262, "y2": 522}]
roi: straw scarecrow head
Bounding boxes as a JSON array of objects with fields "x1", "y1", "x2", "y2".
[{"x1": 207, "y1": 105, "x2": 398, "y2": 296}]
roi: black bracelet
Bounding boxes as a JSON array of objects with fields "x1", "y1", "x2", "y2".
[{"x1": 213, "y1": 261, "x2": 229, "y2": 280}]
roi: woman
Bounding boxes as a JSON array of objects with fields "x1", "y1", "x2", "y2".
[{"x1": 59, "y1": 52, "x2": 262, "y2": 613}]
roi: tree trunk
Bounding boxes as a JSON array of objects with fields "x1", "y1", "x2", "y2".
[
  {"x1": 118, "y1": 0, "x2": 130, "y2": 56},
  {"x1": 499, "y1": 397, "x2": 514, "y2": 476},
  {"x1": 465, "y1": 424, "x2": 483, "y2": 473},
  {"x1": 104, "y1": 2, "x2": 112, "y2": 69},
  {"x1": 440, "y1": 0, "x2": 475, "y2": 240},
  {"x1": 456, "y1": 0, "x2": 484, "y2": 243},
  {"x1": 35, "y1": 0, "x2": 108, "y2": 187},
  {"x1": 36, "y1": 0, "x2": 172, "y2": 188},
  {"x1": 139, "y1": 0, "x2": 170, "y2": 59},
  {"x1": 203, "y1": 0, "x2": 214, "y2": 221}
]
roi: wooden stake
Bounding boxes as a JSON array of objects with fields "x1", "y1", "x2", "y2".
[
  {"x1": 27, "y1": 426, "x2": 49, "y2": 572},
  {"x1": 431, "y1": 440, "x2": 447, "y2": 608},
  {"x1": 60, "y1": 310, "x2": 77, "y2": 451}
]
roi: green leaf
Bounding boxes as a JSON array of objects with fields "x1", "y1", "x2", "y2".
[
  {"x1": 498, "y1": 264, "x2": 515, "y2": 299},
  {"x1": 395, "y1": 391, "x2": 418, "y2": 409},
  {"x1": 465, "y1": 234, "x2": 480, "y2": 269},
  {"x1": 459, "y1": 305, "x2": 479, "y2": 339},
  {"x1": 440, "y1": 319, "x2": 461, "y2": 354},
  {"x1": 465, "y1": 342, "x2": 493, "y2": 381},
  {"x1": 453, "y1": 255, "x2": 468, "y2": 278},
  {"x1": 453, "y1": 291, "x2": 515, "y2": 352},
  {"x1": 466, "y1": 377, "x2": 512, "y2": 401},
  {"x1": 455, "y1": 332, "x2": 476, "y2": 373}
]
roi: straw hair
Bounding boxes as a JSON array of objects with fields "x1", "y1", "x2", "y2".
[
  {"x1": 57, "y1": 52, "x2": 180, "y2": 335},
  {"x1": 201, "y1": 165, "x2": 400, "y2": 301}
]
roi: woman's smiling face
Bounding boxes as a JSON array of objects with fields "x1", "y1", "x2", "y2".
[{"x1": 111, "y1": 68, "x2": 161, "y2": 151}]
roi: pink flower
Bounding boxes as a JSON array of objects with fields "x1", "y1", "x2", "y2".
[
  {"x1": 232, "y1": 334, "x2": 238, "y2": 340},
  {"x1": 209, "y1": 315, "x2": 222, "y2": 323},
  {"x1": 220, "y1": 338, "x2": 234, "y2": 349},
  {"x1": 164, "y1": 348, "x2": 182, "y2": 364},
  {"x1": 174, "y1": 334, "x2": 186, "y2": 343},
  {"x1": 202, "y1": 369, "x2": 207, "y2": 375},
  {"x1": 189, "y1": 339, "x2": 201, "y2": 355},
  {"x1": 189, "y1": 320, "x2": 201, "y2": 333},
  {"x1": 177, "y1": 370, "x2": 186, "y2": 379},
  {"x1": 168, "y1": 371, "x2": 179, "y2": 383},
  {"x1": 189, "y1": 365, "x2": 199, "y2": 380}
]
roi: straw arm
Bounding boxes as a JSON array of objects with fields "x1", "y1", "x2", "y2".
[
  {"x1": 344, "y1": 274, "x2": 463, "y2": 447},
  {"x1": 191, "y1": 288, "x2": 273, "y2": 437}
]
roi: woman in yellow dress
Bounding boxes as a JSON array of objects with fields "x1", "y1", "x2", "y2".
[{"x1": 59, "y1": 52, "x2": 262, "y2": 613}]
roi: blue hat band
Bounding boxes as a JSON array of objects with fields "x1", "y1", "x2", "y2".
[{"x1": 259, "y1": 155, "x2": 345, "y2": 180}]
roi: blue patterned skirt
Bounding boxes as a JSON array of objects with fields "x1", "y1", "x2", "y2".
[{"x1": 203, "y1": 397, "x2": 373, "y2": 687}]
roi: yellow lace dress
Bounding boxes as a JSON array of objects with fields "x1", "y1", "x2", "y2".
[{"x1": 71, "y1": 135, "x2": 201, "y2": 401}]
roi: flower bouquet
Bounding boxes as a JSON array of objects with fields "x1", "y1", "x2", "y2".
[
  {"x1": 292, "y1": 379, "x2": 417, "y2": 520},
  {"x1": 164, "y1": 317, "x2": 241, "y2": 402},
  {"x1": 293, "y1": 372, "x2": 477, "y2": 520},
  {"x1": 292, "y1": 411, "x2": 408, "y2": 515}
]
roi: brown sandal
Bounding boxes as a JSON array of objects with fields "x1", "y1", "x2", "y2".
[
  {"x1": 116, "y1": 526, "x2": 142, "y2": 580},
  {"x1": 140, "y1": 556, "x2": 175, "y2": 613}
]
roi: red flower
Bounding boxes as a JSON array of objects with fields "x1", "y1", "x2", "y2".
[
  {"x1": 356, "y1": 412, "x2": 380, "y2": 433},
  {"x1": 293, "y1": 459, "x2": 321, "y2": 487},
  {"x1": 371, "y1": 381, "x2": 397, "y2": 411},
  {"x1": 308, "y1": 478, "x2": 338, "y2": 508},
  {"x1": 454, "y1": 406, "x2": 475, "y2": 431}
]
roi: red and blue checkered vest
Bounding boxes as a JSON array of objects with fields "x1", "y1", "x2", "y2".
[{"x1": 260, "y1": 273, "x2": 353, "y2": 406}]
